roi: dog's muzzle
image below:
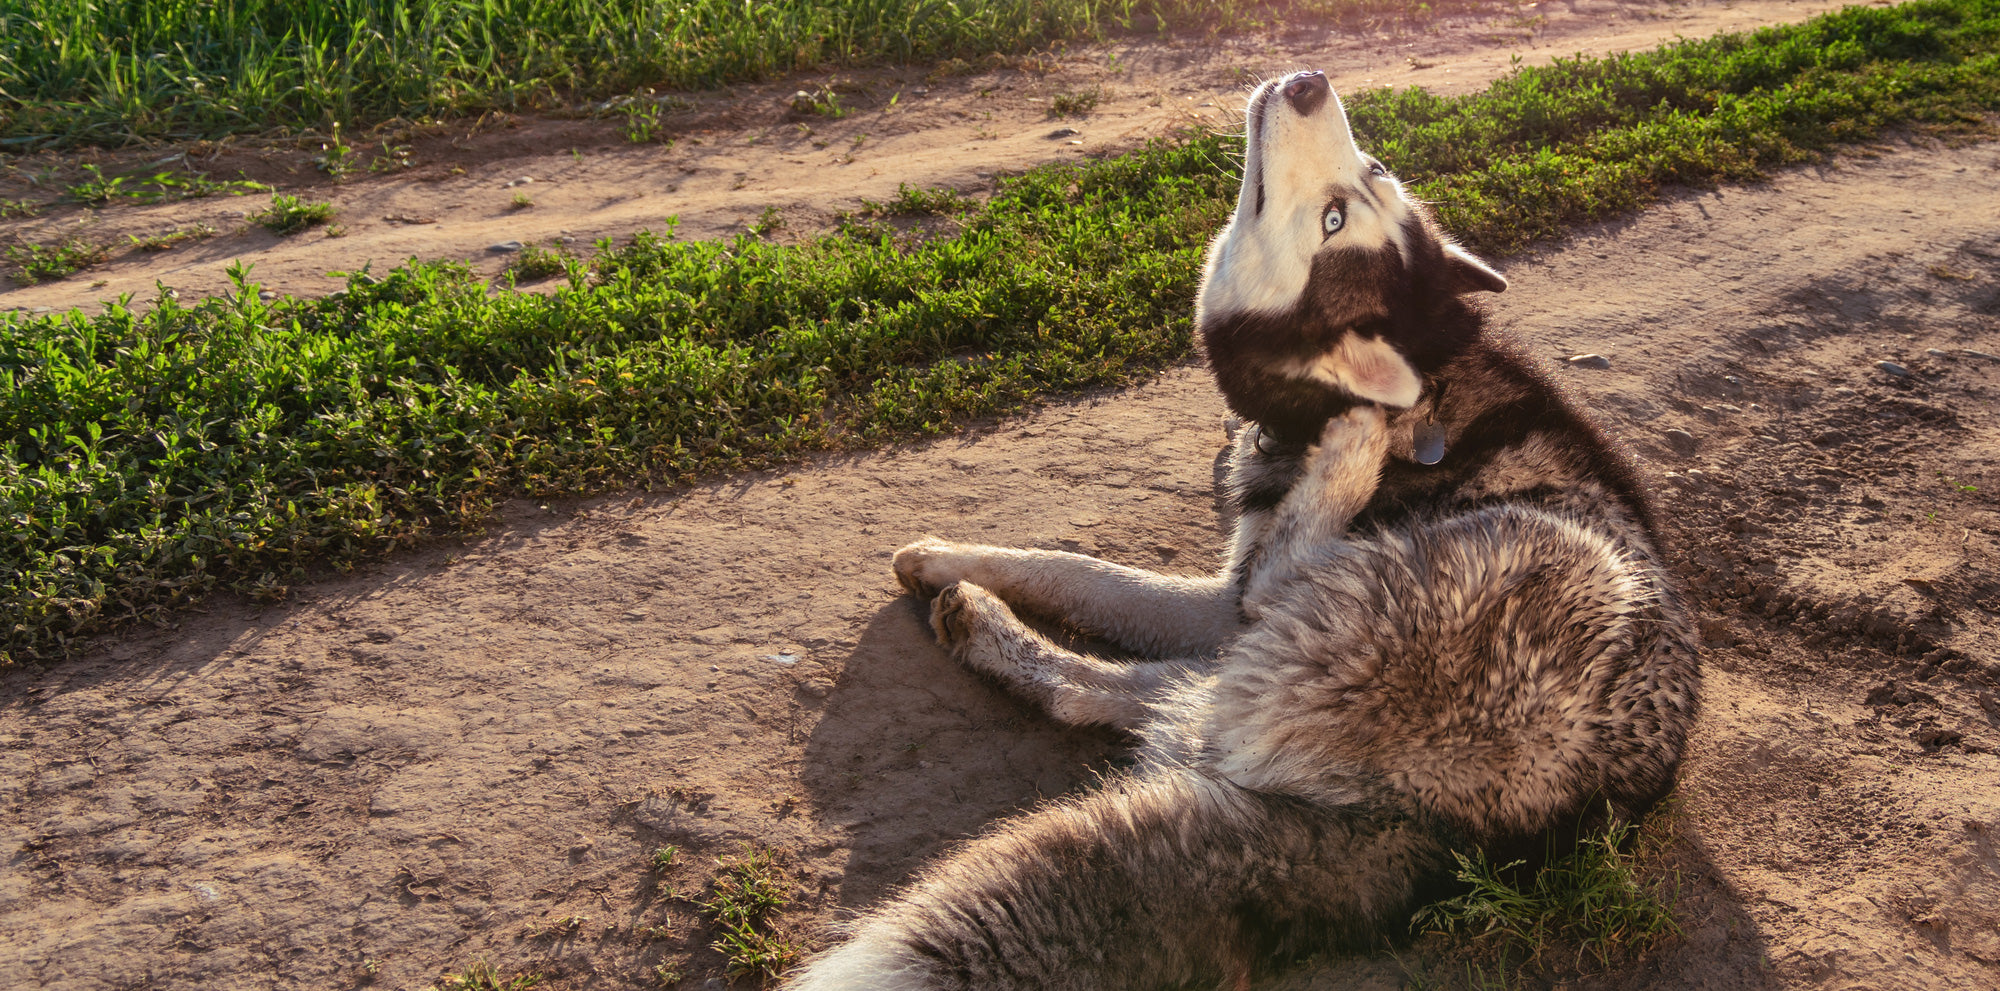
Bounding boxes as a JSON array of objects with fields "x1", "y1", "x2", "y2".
[{"x1": 1283, "y1": 71, "x2": 1329, "y2": 117}]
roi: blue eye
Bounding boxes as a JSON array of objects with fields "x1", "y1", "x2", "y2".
[{"x1": 1322, "y1": 206, "x2": 1344, "y2": 236}]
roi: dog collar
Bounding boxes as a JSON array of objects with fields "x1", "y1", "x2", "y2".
[{"x1": 1252, "y1": 425, "x2": 1311, "y2": 456}]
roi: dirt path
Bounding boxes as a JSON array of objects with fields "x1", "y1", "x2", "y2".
[
  {"x1": 3, "y1": 129, "x2": 1996, "y2": 989},
  {"x1": 0, "y1": 0, "x2": 1848, "y2": 314}
]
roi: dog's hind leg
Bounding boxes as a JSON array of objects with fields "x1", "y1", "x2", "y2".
[
  {"x1": 928, "y1": 581, "x2": 1199, "y2": 730},
  {"x1": 894, "y1": 541, "x2": 1240, "y2": 658}
]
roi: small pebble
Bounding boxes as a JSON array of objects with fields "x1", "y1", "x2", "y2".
[
  {"x1": 1874, "y1": 360, "x2": 1909, "y2": 377},
  {"x1": 622, "y1": 609, "x2": 648, "y2": 621},
  {"x1": 763, "y1": 653, "x2": 800, "y2": 666},
  {"x1": 1963, "y1": 348, "x2": 1999, "y2": 361},
  {"x1": 257, "y1": 290, "x2": 278, "y2": 301},
  {"x1": 488, "y1": 241, "x2": 524, "y2": 253},
  {"x1": 1925, "y1": 348, "x2": 1950, "y2": 358},
  {"x1": 1566, "y1": 353, "x2": 1611, "y2": 369},
  {"x1": 1047, "y1": 127, "x2": 1080, "y2": 139},
  {"x1": 1663, "y1": 428, "x2": 1698, "y2": 455},
  {"x1": 503, "y1": 176, "x2": 534, "y2": 188}
]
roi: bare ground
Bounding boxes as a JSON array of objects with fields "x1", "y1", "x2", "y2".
[
  {"x1": 5, "y1": 4, "x2": 2000, "y2": 991},
  {"x1": 0, "y1": 0, "x2": 1849, "y2": 312}
]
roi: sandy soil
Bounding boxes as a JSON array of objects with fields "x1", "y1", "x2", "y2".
[
  {"x1": 0, "y1": 0, "x2": 1851, "y2": 313},
  {"x1": 3, "y1": 129, "x2": 1997, "y2": 989}
]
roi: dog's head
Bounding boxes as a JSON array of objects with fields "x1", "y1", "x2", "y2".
[{"x1": 1197, "y1": 71, "x2": 1505, "y2": 432}]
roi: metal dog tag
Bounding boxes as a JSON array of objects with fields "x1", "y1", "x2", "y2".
[{"x1": 1414, "y1": 421, "x2": 1447, "y2": 465}]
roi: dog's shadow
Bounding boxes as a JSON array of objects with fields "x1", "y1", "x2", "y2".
[{"x1": 800, "y1": 598, "x2": 1125, "y2": 909}]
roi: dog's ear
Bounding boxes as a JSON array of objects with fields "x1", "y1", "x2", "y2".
[
  {"x1": 1444, "y1": 243, "x2": 1507, "y2": 295},
  {"x1": 1314, "y1": 333, "x2": 1423, "y2": 408}
]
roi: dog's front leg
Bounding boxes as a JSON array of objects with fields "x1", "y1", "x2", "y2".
[
  {"x1": 891, "y1": 542, "x2": 1241, "y2": 658},
  {"x1": 1252, "y1": 405, "x2": 1391, "y2": 580}
]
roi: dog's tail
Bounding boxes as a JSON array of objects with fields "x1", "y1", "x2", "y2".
[{"x1": 784, "y1": 770, "x2": 1447, "y2": 991}]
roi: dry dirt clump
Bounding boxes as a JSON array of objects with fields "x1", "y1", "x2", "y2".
[{"x1": 2, "y1": 135, "x2": 1996, "y2": 991}]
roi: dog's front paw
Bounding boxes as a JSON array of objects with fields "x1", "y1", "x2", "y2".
[
  {"x1": 1315, "y1": 404, "x2": 1391, "y2": 463},
  {"x1": 929, "y1": 580, "x2": 1004, "y2": 651},
  {"x1": 892, "y1": 537, "x2": 964, "y2": 599}
]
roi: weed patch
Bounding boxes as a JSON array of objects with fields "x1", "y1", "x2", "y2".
[
  {"x1": 1049, "y1": 87, "x2": 1103, "y2": 117},
  {"x1": 6, "y1": 239, "x2": 108, "y2": 284},
  {"x1": 862, "y1": 183, "x2": 974, "y2": 216},
  {"x1": 702, "y1": 847, "x2": 798, "y2": 983},
  {"x1": 63, "y1": 164, "x2": 264, "y2": 206},
  {"x1": 509, "y1": 242, "x2": 575, "y2": 281},
  {"x1": 254, "y1": 194, "x2": 336, "y2": 235},
  {"x1": 433, "y1": 961, "x2": 541, "y2": 991},
  {"x1": 790, "y1": 86, "x2": 850, "y2": 119},
  {"x1": 7, "y1": 0, "x2": 2000, "y2": 664},
  {"x1": 127, "y1": 224, "x2": 218, "y2": 252}
]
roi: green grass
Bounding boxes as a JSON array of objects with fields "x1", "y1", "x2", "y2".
[
  {"x1": 6, "y1": 0, "x2": 2000, "y2": 664},
  {"x1": 702, "y1": 847, "x2": 798, "y2": 983},
  {"x1": 1413, "y1": 816, "x2": 1680, "y2": 971},
  {"x1": 0, "y1": 0, "x2": 1451, "y2": 148}
]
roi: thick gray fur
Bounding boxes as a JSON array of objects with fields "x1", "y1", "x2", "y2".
[{"x1": 785, "y1": 72, "x2": 1700, "y2": 991}]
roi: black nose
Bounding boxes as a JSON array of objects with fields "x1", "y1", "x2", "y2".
[{"x1": 1283, "y1": 72, "x2": 1329, "y2": 116}]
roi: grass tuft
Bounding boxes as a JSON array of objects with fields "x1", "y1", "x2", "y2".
[
  {"x1": 509, "y1": 242, "x2": 576, "y2": 281},
  {"x1": 703, "y1": 847, "x2": 797, "y2": 982},
  {"x1": 254, "y1": 194, "x2": 337, "y2": 235},
  {"x1": 1049, "y1": 87, "x2": 1103, "y2": 117},
  {"x1": 433, "y1": 960, "x2": 541, "y2": 991},
  {"x1": 1414, "y1": 815, "x2": 1680, "y2": 969}
]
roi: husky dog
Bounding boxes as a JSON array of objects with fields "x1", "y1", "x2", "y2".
[{"x1": 787, "y1": 71, "x2": 1700, "y2": 991}]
